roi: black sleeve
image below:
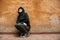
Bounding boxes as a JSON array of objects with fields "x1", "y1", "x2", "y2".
[
  {"x1": 24, "y1": 13, "x2": 31, "y2": 28},
  {"x1": 16, "y1": 16, "x2": 20, "y2": 23}
]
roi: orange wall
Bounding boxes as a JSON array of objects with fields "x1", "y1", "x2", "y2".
[{"x1": 0, "y1": 0, "x2": 60, "y2": 32}]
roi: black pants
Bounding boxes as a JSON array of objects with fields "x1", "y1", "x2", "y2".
[{"x1": 15, "y1": 23, "x2": 30, "y2": 33}]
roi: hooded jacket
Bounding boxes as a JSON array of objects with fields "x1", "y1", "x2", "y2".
[{"x1": 16, "y1": 7, "x2": 31, "y2": 31}]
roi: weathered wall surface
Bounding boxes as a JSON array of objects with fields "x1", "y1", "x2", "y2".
[{"x1": 0, "y1": 0, "x2": 60, "y2": 32}]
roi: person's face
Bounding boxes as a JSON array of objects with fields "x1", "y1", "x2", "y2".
[{"x1": 19, "y1": 9, "x2": 22, "y2": 13}]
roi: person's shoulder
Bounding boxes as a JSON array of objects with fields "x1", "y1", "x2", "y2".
[
  {"x1": 24, "y1": 12, "x2": 28, "y2": 15},
  {"x1": 24, "y1": 13, "x2": 29, "y2": 18}
]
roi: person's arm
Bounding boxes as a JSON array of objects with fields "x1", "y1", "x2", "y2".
[
  {"x1": 16, "y1": 18, "x2": 19, "y2": 23},
  {"x1": 25, "y1": 13, "x2": 31, "y2": 28}
]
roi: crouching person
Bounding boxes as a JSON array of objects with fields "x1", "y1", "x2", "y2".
[{"x1": 15, "y1": 7, "x2": 31, "y2": 37}]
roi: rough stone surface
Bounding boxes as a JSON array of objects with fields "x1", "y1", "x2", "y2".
[{"x1": 0, "y1": 0, "x2": 60, "y2": 32}]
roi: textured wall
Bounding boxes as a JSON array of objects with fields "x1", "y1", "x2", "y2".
[{"x1": 0, "y1": 0, "x2": 60, "y2": 32}]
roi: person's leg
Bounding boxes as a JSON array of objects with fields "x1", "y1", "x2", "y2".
[
  {"x1": 15, "y1": 23, "x2": 24, "y2": 37},
  {"x1": 20, "y1": 25, "x2": 30, "y2": 37},
  {"x1": 15, "y1": 23, "x2": 30, "y2": 37},
  {"x1": 19, "y1": 24, "x2": 30, "y2": 37},
  {"x1": 23, "y1": 26, "x2": 30, "y2": 37}
]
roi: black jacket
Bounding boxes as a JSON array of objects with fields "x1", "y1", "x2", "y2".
[{"x1": 16, "y1": 7, "x2": 31, "y2": 30}]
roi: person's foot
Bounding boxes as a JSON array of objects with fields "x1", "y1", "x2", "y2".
[
  {"x1": 20, "y1": 32, "x2": 30, "y2": 38},
  {"x1": 24, "y1": 32, "x2": 30, "y2": 37}
]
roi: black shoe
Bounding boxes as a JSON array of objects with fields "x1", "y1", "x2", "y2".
[
  {"x1": 24, "y1": 32, "x2": 30, "y2": 37},
  {"x1": 20, "y1": 32, "x2": 30, "y2": 38}
]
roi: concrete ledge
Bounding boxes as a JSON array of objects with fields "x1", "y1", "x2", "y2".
[
  {"x1": 0, "y1": 34, "x2": 60, "y2": 40},
  {"x1": 0, "y1": 32, "x2": 60, "y2": 34}
]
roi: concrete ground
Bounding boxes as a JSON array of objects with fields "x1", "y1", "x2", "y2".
[{"x1": 0, "y1": 34, "x2": 60, "y2": 40}]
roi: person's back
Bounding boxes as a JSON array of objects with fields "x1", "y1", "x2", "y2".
[{"x1": 15, "y1": 7, "x2": 31, "y2": 37}]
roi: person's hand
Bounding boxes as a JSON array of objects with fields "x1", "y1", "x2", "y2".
[{"x1": 23, "y1": 23, "x2": 27, "y2": 25}]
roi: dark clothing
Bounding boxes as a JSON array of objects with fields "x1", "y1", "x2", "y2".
[
  {"x1": 16, "y1": 12, "x2": 31, "y2": 31},
  {"x1": 15, "y1": 23, "x2": 29, "y2": 33},
  {"x1": 17, "y1": 13, "x2": 30, "y2": 27},
  {"x1": 15, "y1": 7, "x2": 31, "y2": 34}
]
